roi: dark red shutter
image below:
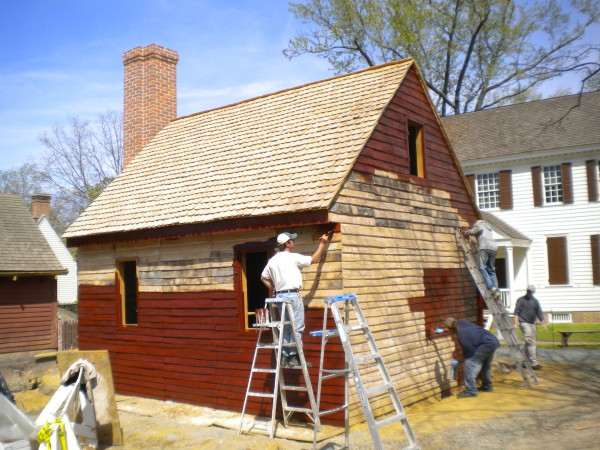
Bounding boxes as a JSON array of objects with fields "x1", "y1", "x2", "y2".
[
  {"x1": 586, "y1": 160, "x2": 598, "y2": 202},
  {"x1": 561, "y1": 163, "x2": 573, "y2": 204},
  {"x1": 532, "y1": 166, "x2": 542, "y2": 207},
  {"x1": 499, "y1": 170, "x2": 513, "y2": 210},
  {"x1": 592, "y1": 235, "x2": 600, "y2": 286},
  {"x1": 547, "y1": 237, "x2": 569, "y2": 285},
  {"x1": 465, "y1": 174, "x2": 475, "y2": 201}
]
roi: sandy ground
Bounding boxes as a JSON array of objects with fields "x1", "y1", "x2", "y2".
[{"x1": 6, "y1": 347, "x2": 600, "y2": 449}]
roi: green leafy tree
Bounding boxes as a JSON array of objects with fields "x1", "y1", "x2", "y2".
[{"x1": 285, "y1": 0, "x2": 600, "y2": 115}]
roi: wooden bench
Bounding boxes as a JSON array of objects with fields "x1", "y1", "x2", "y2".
[{"x1": 559, "y1": 330, "x2": 600, "y2": 347}]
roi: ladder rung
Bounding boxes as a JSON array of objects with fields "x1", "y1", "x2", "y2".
[
  {"x1": 321, "y1": 369, "x2": 348, "y2": 380},
  {"x1": 318, "y1": 405, "x2": 347, "y2": 416},
  {"x1": 356, "y1": 353, "x2": 379, "y2": 364},
  {"x1": 365, "y1": 382, "x2": 392, "y2": 396},
  {"x1": 281, "y1": 385, "x2": 309, "y2": 392},
  {"x1": 247, "y1": 391, "x2": 275, "y2": 399},
  {"x1": 346, "y1": 324, "x2": 367, "y2": 333},
  {"x1": 376, "y1": 413, "x2": 405, "y2": 429},
  {"x1": 309, "y1": 329, "x2": 339, "y2": 337},
  {"x1": 256, "y1": 343, "x2": 278, "y2": 349},
  {"x1": 251, "y1": 368, "x2": 277, "y2": 374},
  {"x1": 283, "y1": 406, "x2": 314, "y2": 414}
]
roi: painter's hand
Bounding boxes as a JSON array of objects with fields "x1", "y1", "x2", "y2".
[{"x1": 319, "y1": 232, "x2": 332, "y2": 243}]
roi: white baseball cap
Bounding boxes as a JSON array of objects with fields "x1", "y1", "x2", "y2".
[
  {"x1": 277, "y1": 232, "x2": 297, "y2": 245},
  {"x1": 527, "y1": 285, "x2": 536, "y2": 293}
]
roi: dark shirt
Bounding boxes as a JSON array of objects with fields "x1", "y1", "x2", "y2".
[
  {"x1": 514, "y1": 295, "x2": 544, "y2": 324},
  {"x1": 456, "y1": 319, "x2": 500, "y2": 359}
]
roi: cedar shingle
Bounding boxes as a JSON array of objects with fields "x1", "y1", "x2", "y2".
[{"x1": 64, "y1": 60, "x2": 413, "y2": 238}]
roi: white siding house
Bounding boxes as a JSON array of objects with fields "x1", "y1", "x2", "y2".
[
  {"x1": 31, "y1": 194, "x2": 78, "y2": 306},
  {"x1": 37, "y1": 215, "x2": 78, "y2": 305},
  {"x1": 443, "y1": 91, "x2": 600, "y2": 323}
]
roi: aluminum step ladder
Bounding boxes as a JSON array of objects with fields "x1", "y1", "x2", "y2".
[
  {"x1": 238, "y1": 297, "x2": 320, "y2": 438},
  {"x1": 311, "y1": 293, "x2": 419, "y2": 450},
  {"x1": 455, "y1": 228, "x2": 538, "y2": 387}
]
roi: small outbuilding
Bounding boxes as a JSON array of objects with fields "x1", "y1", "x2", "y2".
[
  {"x1": 0, "y1": 194, "x2": 68, "y2": 353},
  {"x1": 64, "y1": 45, "x2": 481, "y2": 425}
]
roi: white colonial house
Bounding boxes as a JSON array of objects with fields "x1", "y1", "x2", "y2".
[
  {"x1": 443, "y1": 91, "x2": 600, "y2": 324},
  {"x1": 32, "y1": 194, "x2": 78, "y2": 305}
]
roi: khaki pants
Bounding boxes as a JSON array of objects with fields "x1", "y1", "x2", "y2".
[{"x1": 519, "y1": 322, "x2": 538, "y2": 366}]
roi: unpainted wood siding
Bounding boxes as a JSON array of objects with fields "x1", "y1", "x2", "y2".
[
  {"x1": 0, "y1": 276, "x2": 58, "y2": 353},
  {"x1": 76, "y1": 226, "x2": 346, "y2": 423},
  {"x1": 329, "y1": 67, "x2": 480, "y2": 424}
]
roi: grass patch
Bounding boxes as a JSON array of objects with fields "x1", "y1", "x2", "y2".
[
  {"x1": 538, "y1": 323, "x2": 600, "y2": 342},
  {"x1": 495, "y1": 323, "x2": 600, "y2": 348}
]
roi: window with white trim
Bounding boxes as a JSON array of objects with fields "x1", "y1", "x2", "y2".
[
  {"x1": 543, "y1": 165, "x2": 563, "y2": 204},
  {"x1": 476, "y1": 173, "x2": 500, "y2": 209}
]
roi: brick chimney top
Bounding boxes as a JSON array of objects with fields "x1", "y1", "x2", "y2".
[
  {"x1": 122, "y1": 44, "x2": 179, "y2": 169},
  {"x1": 31, "y1": 193, "x2": 51, "y2": 221}
]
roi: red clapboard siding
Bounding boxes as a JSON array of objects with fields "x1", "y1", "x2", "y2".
[
  {"x1": 78, "y1": 285, "x2": 345, "y2": 425},
  {"x1": 355, "y1": 66, "x2": 476, "y2": 222},
  {"x1": 0, "y1": 276, "x2": 57, "y2": 353}
]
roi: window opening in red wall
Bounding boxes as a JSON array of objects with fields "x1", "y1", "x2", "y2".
[
  {"x1": 117, "y1": 260, "x2": 138, "y2": 325},
  {"x1": 408, "y1": 122, "x2": 425, "y2": 177}
]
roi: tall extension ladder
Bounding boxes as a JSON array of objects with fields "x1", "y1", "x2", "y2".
[
  {"x1": 310, "y1": 294, "x2": 419, "y2": 450},
  {"x1": 455, "y1": 228, "x2": 538, "y2": 387},
  {"x1": 238, "y1": 297, "x2": 320, "y2": 438}
]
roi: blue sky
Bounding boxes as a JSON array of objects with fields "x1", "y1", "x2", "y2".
[
  {"x1": 1, "y1": 1, "x2": 598, "y2": 171},
  {"x1": 0, "y1": 0, "x2": 332, "y2": 170}
]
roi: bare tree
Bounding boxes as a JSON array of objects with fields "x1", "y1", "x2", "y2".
[
  {"x1": 37, "y1": 110, "x2": 122, "y2": 228},
  {"x1": 285, "y1": 0, "x2": 600, "y2": 115}
]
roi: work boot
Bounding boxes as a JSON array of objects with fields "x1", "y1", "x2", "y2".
[
  {"x1": 457, "y1": 391, "x2": 477, "y2": 398},
  {"x1": 288, "y1": 355, "x2": 301, "y2": 367},
  {"x1": 478, "y1": 386, "x2": 493, "y2": 392},
  {"x1": 532, "y1": 364, "x2": 542, "y2": 370}
]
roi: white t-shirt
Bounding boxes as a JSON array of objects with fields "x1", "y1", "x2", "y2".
[{"x1": 261, "y1": 251, "x2": 312, "y2": 292}]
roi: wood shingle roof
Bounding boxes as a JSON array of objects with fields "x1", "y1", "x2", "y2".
[
  {"x1": 64, "y1": 59, "x2": 414, "y2": 239},
  {"x1": 0, "y1": 194, "x2": 67, "y2": 275},
  {"x1": 442, "y1": 90, "x2": 600, "y2": 162}
]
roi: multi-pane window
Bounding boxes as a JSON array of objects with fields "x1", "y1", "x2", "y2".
[
  {"x1": 476, "y1": 173, "x2": 500, "y2": 209},
  {"x1": 543, "y1": 165, "x2": 563, "y2": 204}
]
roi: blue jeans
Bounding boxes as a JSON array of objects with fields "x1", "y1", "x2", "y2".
[
  {"x1": 275, "y1": 293, "x2": 304, "y2": 357},
  {"x1": 464, "y1": 350, "x2": 495, "y2": 395},
  {"x1": 477, "y1": 249, "x2": 498, "y2": 291}
]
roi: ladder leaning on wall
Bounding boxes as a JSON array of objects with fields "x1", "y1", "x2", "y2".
[
  {"x1": 455, "y1": 228, "x2": 538, "y2": 388},
  {"x1": 309, "y1": 293, "x2": 419, "y2": 450}
]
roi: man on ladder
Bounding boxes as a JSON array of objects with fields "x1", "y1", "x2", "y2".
[
  {"x1": 463, "y1": 220, "x2": 501, "y2": 300},
  {"x1": 261, "y1": 230, "x2": 331, "y2": 367}
]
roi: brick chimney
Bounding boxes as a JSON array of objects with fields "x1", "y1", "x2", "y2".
[
  {"x1": 31, "y1": 194, "x2": 51, "y2": 221},
  {"x1": 122, "y1": 44, "x2": 179, "y2": 169}
]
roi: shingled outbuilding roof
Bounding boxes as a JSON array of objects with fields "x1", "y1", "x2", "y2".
[
  {"x1": 442, "y1": 90, "x2": 600, "y2": 162},
  {"x1": 64, "y1": 59, "x2": 415, "y2": 240},
  {"x1": 0, "y1": 194, "x2": 67, "y2": 275}
]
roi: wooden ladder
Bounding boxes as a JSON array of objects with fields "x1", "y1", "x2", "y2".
[{"x1": 455, "y1": 228, "x2": 538, "y2": 387}]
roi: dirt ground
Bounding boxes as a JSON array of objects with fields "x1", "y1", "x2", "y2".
[{"x1": 5, "y1": 347, "x2": 600, "y2": 449}]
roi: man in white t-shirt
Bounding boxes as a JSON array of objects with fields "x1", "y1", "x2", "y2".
[{"x1": 261, "y1": 231, "x2": 331, "y2": 367}]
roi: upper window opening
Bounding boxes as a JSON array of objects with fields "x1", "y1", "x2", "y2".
[
  {"x1": 407, "y1": 123, "x2": 424, "y2": 177},
  {"x1": 476, "y1": 173, "x2": 500, "y2": 209},
  {"x1": 543, "y1": 165, "x2": 563, "y2": 204}
]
